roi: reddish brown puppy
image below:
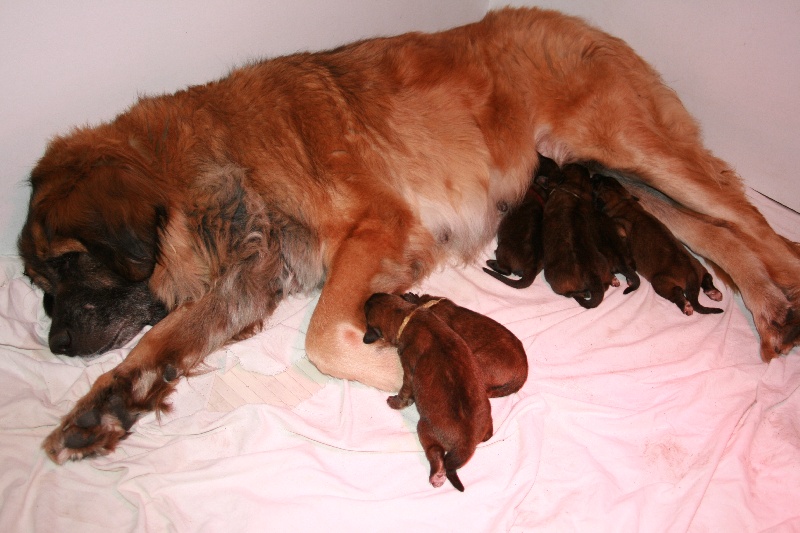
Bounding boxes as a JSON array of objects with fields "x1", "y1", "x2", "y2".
[
  {"x1": 363, "y1": 293, "x2": 492, "y2": 492},
  {"x1": 402, "y1": 293, "x2": 528, "y2": 397},
  {"x1": 483, "y1": 155, "x2": 557, "y2": 288},
  {"x1": 592, "y1": 174, "x2": 723, "y2": 315},
  {"x1": 537, "y1": 164, "x2": 636, "y2": 308}
]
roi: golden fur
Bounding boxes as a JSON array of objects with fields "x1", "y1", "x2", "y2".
[{"x1": 18, "y1": 7, "x2": 800, "y2": 463}]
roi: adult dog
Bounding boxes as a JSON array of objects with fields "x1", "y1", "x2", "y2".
[{"x1": 18, "y1": 7, "x2": 800, "y2": 463}]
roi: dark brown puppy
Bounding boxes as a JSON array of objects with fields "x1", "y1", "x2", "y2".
[
  {"x1": 483, "y1": 155, "x2": 556, "y2": 288},
  {"x1": 402, "y1": 293, "x2": 528, "y2": 397},
  {"x1": 592, "y1": 174, "x2": 723, "y2": 315},
  {"x1": 537, "y1": 163, "x2": 633, "y2": 308},
  {"x1": 363, "y1": 293, "x2": 492, "y2": 492}
]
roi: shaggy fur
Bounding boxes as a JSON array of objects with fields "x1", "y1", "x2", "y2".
[
  {"x1": 363, "y1": 293, "x2": 492, "y2": 491},
  {"x1": 402, "y1": 293, "x2": 528, "y2": 397},
  {"x1": 17, "y1": 7, "x2": 800, "y2": 463},
  {"x1": 592, "y1": 174, "x2": 723, "y2": 315}
]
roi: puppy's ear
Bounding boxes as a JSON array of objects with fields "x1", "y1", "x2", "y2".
[
  {"x1": 363, "y1": 326, "x2": 383, "y2": 344},
  {"x1": 401, "y1": 292, "x2": 420, "y2": 303}
]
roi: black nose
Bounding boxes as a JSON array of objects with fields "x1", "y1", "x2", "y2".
[{"x1": 49, "y1": 329, "x2": 73, "y2": 355}]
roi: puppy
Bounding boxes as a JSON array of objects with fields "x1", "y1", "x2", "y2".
[
  {"x1": 483, "y1": 156, "x2": 557, "y2": 288},
  {"x1": 363, "y1": 293, "x2": 492, "y2": 492},
  {"x1": 537, "y1": 164, "x2": 634, "y2": 308},
  {"x1": 402, "y1": 293, "x2": 528, "y2": 397},
  {"x1": 592, "y1": 174, "x2": 723, "y2": 315}
]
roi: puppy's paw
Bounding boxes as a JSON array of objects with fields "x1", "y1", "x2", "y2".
[
  {"x1": 430, "y1": 470, "x2": 446, "y2": 488},
  {"x1": 43, "y1": 379, "x2": 139, "y2": 464},
  {"x1": 387, "y1": 394, "x2": 413, "y2": 410},
  {"x1": 704, "y1": 288, "x2": 723, "y2": 302}
]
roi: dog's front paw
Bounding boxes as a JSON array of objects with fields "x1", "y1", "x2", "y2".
[{"x1": 42, "y1": 376, "x2": 140, "y2": 464}]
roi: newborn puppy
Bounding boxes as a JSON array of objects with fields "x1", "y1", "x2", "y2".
[
  {"x1": 592, "y1": 174, "x2": 723, "y2": 314},
  {"x1": 593, "y1": 206, "x2": 641, "y2": 294},
  {"x1": 483, "y1": 155, "x2": 556, "y2": 288},
  {"x1": 363, "y1": 293, "x2": 492, "y2": 492},
  {"x1": 537, "y1": 163, "x2": 618, "y2": 308},
  {"x1": 402, "y1": 293, "x2": 528, "y2": 397}
]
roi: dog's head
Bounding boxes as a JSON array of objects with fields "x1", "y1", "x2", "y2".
[
  {"x1": 591, "y1": 174, "x2": 638, "y2": 212},
  {"x1": 18, "y1": 129, "x2": 169, "y2": 356},
  {"x1": 362, "y1": 293, "x2": 416, "y2": 345}
]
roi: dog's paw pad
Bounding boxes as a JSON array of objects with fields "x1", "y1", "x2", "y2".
[
  {"x1": 430, "y1": 471, "x2": 446, "y2": 488},
  {"x1": 705, "y1": 289, "x2": 723, "y2": 302},
  {"x1": 75, "y1": 409, "x2": 100, "y2": 428}
]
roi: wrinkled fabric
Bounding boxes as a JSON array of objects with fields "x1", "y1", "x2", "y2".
[{"x1": 0, "y1": 192, "x2": 797, "y2": 532}]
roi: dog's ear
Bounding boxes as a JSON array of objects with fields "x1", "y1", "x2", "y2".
[
  {"x1": 30, "y1": 137, "x2": 167, "y2": 282},
  {"x1": 363, "y1": 326, "x2": 383, "y2": 344}
]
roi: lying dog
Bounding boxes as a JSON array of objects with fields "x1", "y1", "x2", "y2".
[
  {"x1": 363, "y1": 293, "x2": 493, "y2": 491},
  {"x1": 402, "y1": 293, "x2": 528, "y2": 397},
  {"x1": 483, "y1": 156, "x2": 556, "y2": 288},
  {"x1": 592, "y1": 174, "x2": 723, "y2": 315},
  {"x1": 17, "y1": 7, "x2": 800, "y2": 462},
  {"x1": 537, "y1": 163, "x2": 625, "y2": 308}
]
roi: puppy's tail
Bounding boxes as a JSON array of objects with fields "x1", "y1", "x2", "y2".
[
  {"x1": 572, "y1": 277, "x2": 605, "y2": 309},
  {"x1": 688, "y1": 277, "x2": 723, "y2": 315},
  {"x1": 621, "y1": 269, "x2": 641, "y2": 294},
  {"x1": 445, "y1": 470, "x2": 465, "y2": 492},
  {"x1": 482, "y1": 265, "x2": 539, "y2": 289},
  {"x1": 443, "y1": 448, "x2": 473, "y2": 492}
]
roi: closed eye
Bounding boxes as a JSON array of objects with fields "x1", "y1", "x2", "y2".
[{"x1": 46, "y1": 251, "x2": 81, "y2": 276}]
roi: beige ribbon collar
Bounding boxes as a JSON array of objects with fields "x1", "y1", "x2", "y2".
[{"x1": 396, "y1": 298, "x2": 444, "y2": 339}]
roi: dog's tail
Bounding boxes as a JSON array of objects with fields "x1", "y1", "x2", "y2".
[
  {"x1": 443, "y1": 447, "x2": 476, "y2": 492},
  {"x1": 621, "y1": 268, "x2": 641, "y2": 294},
  {"x1": 571, "y1": 276, "x2": 605, "y2": 309},
  {"x1": 687, "y1": 276, "x2": 723, "y2": 315},
  {"x1": 482, "y1": 266, "x2": 539, "y2": 289}
]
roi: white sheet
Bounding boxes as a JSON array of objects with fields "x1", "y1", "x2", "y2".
[{"x1": 0, "y1": 191, "x2": 798, "y2": 532}]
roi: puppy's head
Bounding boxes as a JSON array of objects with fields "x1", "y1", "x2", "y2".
[
  {"x1": 18, "y1": 128, "x2": 169, "y2": 357},
  {"x1": 363, "y1": 293, "x2": 416, "y2": 345},
  {"x1": 591, "y1": 174, "x2": 636, "y2": 211}
]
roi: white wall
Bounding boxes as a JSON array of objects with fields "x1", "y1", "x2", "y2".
[
  {"x1": 492, "y1": 0, "x2": 800, "y2": 213},
  {"x1": 0, "y1": 0, "x2": 488, "y2": 255}
]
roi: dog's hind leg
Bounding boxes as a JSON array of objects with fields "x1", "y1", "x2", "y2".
[
  {"x1": 305, "y1": 216, "x2": 437, "y2": 391},
  {"x1": 417, "y1": 419, "x2": 448, "y2": 488},
  {"x1": 547, "y1": 81, "x2": 800, "y2": 357}
]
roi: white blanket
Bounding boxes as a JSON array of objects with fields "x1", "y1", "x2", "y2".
[{"x1": 0, "y1": 191, "x2": 798, "y2": 532}]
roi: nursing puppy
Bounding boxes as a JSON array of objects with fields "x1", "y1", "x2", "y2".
[
  {"x1": 402, "y1": 293, "x2": 528, "y2": 397},
  {"x1": 363, "y1": 293, "x2": 492, "y2": 492},
  {"x1": 483, "y1": 156, "x2": 556, "y2": 288},
  {"x1": 537, "y1": 164, "x2": 621, "y2": 308},
  {"x1": 592, "y1": 174, "x2": 723, "y2": 315}
]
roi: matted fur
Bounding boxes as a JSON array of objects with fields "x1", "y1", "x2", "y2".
[{"x1": 18, "y1": 7, "x2": 800, "y2": 463}]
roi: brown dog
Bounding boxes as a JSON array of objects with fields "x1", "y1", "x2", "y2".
[
  {"x1": 483, "y1": 156, "x2": 556, "y2": 288},
  {"x1": 363, "y1": 293, "x2": 492, "y2": 492},
  {"x1": 402, "y1": 293, "x2": 528, "y2": 397},
  {"x1": 537, "y1": 163, "x2": 636, "y2": 308},
  {"x1": 592, "y1": 174, "x2": 723, "y2": 314},
  {"x1": 18, "y1": 7, "x2": 800, "y2": 463}
]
